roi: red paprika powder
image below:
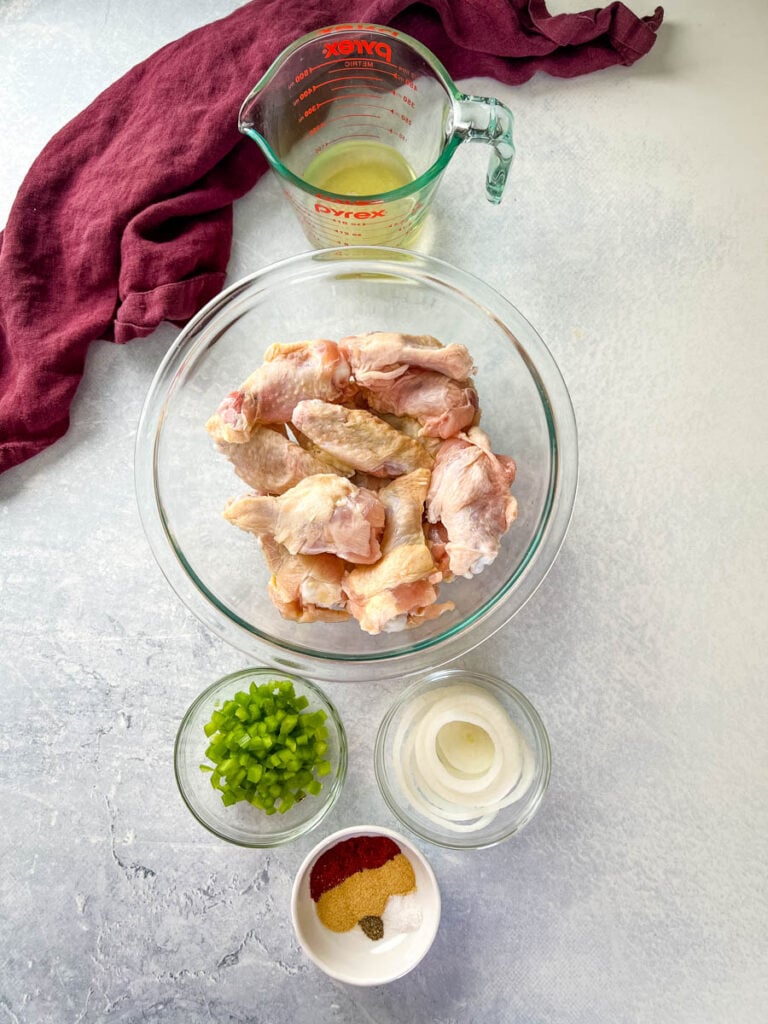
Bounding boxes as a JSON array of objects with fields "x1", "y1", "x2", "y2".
[{"x1": 309, "y1": 835, "x2": 400, "y2": 902}]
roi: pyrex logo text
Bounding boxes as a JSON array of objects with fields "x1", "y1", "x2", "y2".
[
  {"x1": 322, "y1": 38, "x2": 392, "y2": 62},
  {"x1": 314, "y1": 204, "x2": 386, "y2": 219}
]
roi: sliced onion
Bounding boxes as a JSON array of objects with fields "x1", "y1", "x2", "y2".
[
  {"x1": 415, "y1": 694, "x2": 523, "y2": 797},
  {"x1": 436, "y1": 720, "x2": 495, "y2": 775},
  {"x1": 392, "y1": 682, "x2": 535, "y2": 834},
  {"x1": 397, "y1": 730, "x2": 496, "y2": 827},
  {"x1": 416, "y1": 710, "x2": 503, "y2": 792}
]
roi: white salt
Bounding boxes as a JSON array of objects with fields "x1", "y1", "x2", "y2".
[{"x1": 382, "y1": 892, "x2": 423, "y2": 934}]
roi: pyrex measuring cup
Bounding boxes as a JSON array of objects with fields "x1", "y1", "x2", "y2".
[{"x1": 239, "y1": 24, "x2": 515, "y2": 248}]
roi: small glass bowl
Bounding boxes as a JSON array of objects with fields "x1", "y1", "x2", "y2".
[
  {"x1": 174, "y1": 667, "x2": 347, "y2": 847},
  {"x1": 374, "y1": 668, "x2": 551, "y2": 850},
  {"x1": 291, "y1": 825, "x2": 441, "y2": 985}
]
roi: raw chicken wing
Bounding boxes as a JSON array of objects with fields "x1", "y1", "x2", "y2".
[
  {"x1": 339, "y1": 332, "x2": 475, "y2": 385},
  {"x1": 206, "y1": 339, "x2": 352, "y2": 442},
  {"x1": 373, "y1": 413, "x2": 442, "y2": 458},
  {"x1": 223, "y1": 474, "x2": 385, "y2": 564},
  {"x1": 215, "y1": 425, "x2": 350, "y2": 495},
  {"x1": 291, "y1": 426, "x2": 357, "y2": 477},
  {"x1": 361, "y1": 367, "x2": 479, "y2": 439},
  {"x1": 426, "y1": 427, "x2": 517, "y2": 578},
  {"x1": 260, "y1": 536, "x2": 349, "y2": 623},
  {"x1": 292, "y1": 399, "x2": 433, "y2": 477},
  {"x1": 344, "y1": 469, "x2": 454, "y2": 634}
]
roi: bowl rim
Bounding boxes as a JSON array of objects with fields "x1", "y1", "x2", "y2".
[
  {"x1": 135, "y1": 246, "x2": 578, "y2": 681},
  {"x1": 174, "y1": 667, "x2": 348, "y2": 848},
  {"x1": 290, "y1": 823, "x2": 442, "y2": 985},
  {"x1": 373, "y1": 667, "x2": 551, "y2": 850}
]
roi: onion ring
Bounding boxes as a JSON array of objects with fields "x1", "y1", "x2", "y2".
[{"x1": 392, "y1": 682, "x2": 534, "y2": 833}]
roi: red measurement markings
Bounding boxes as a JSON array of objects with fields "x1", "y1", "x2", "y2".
[
  {"x1": 329, "y1": 93, "x2": 393, "y2": 106},
  {"x1": 390, "y1": 71, "x2": 419, "y2": 89},
  {"x1": 308, "y1": 132, "x2": 381, "y2": 159},
  {"x1": 320, "y1": 116, "x2": 386, "y2": 132},
  {"x1": 392, "y1": 66, "x2": 419, "y2": 86},
  {"x1": 326, "y1": 60, "x2": 399, "y2": 75},
  {"x1": 318, "y1": 132, "x2": 381, "y2": 140},
  {"x1": 325, "y1": 94, "x2": 397, "y2": 107},
  {"x1": 330, "y1": 92, "x2": 391, "y2": 102},
  {"x1": 325, "y1": 74, "x2": 390, "y2": 87},
  {"x1": 329, "y1": 93, "x2": 400, "y2": 111},
  {"x1": 290, "y1": 58, "x2": 388, "y2": 85},
  {"x1": 292, "y1": 83, "x2": 324, "y2": 107},
  {"x1": 299, "y1": 96, "x2": 353, "y2": 122},
  {"x1": 323, "y1": 108, "x2": 409, "y2": 127},
  {"x1": 301, "y1": 95, "x2": 397, "y2": 119}
]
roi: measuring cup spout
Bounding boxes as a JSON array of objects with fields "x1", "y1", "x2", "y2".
[
  {"x1": 238, "y1": 87, "x2": 265, "y2": 140},
  {"x1": 454, "y1": 96, "x2": 516, "y2": 205}
]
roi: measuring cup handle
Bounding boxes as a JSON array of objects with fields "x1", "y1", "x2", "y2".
[{"x1": 454, "y1": 96, "x2": 515, "y2": 205}]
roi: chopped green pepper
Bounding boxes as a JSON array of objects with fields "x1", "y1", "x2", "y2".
[{"x1": 199, "y1": 678, "x2": 333, "y2": 814}]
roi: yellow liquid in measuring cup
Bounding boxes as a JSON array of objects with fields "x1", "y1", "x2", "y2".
[{"x1": 302, "y1": 141, "x2": 416, "y2": 196}]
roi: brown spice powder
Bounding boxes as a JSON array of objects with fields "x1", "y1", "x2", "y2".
[{"x1": 316, "y1": 853, "x2": 416, "y2": 933}]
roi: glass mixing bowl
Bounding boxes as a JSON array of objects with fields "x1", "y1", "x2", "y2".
[
  {"x1": 175, "y1": 667, "x2": 347, "y2": 847},
  {"x1": 135, "y1": 247, "x2": 577, "y2": 682},
  {"x1": 374, "y1": 668, "x2": 551, "y2": 849}
]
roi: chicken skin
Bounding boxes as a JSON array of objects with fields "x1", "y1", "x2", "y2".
[
  {"x1": 223, "y1": 474, "x2": 385, "y2": 564},
  {"x1": 292, "y1": 399, "x2": 433, "y2": 477},
  {"x1": 339, "y1": 331, "x2": 475, "y2": 385},
  {"x1": 361, "y1": 367, "x2": 480, "y2": 439},
  {"x1": 290, "y1": 426, "x2": 358, "y2": 477},
  {"x1": 425, "y1": 428, "x2": 517, "y2": 579},
  {"x1": 206, "y1": 339, "x2": 352, "y2": 442},
  {"x1": 343, "y1": 469, "x2": 454, "y2": 634},
  {"x1": 215, "y1": 425, "x2": 350, "y2": 495},
  {"x1": 259, "y1": 537, "x2": 349, "y2": 623}
]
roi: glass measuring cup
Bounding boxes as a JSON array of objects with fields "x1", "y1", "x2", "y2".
[{"x1": 239, "y1": 24, "x2": 515, "y2": 249}]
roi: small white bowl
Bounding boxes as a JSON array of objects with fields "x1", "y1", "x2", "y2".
[{"x1": 291, "y1": 825, "x2": 441, "y2": 985}]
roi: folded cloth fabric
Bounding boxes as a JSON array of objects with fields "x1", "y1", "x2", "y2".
[{"x1": 0, "y1": 0, "x2": 663, "y2": 473}]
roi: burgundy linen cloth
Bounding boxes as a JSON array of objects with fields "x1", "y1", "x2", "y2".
[{"x1": 0, "y1": 0, "x2": 663, "y2": 473}]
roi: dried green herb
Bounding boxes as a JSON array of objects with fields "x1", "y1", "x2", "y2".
[{"x1": 359, "y1": 915, "x2": 384, "y2": 941}]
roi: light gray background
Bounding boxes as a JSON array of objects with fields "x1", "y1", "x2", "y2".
[{"x1": 1, "y1": 1, "x2": 766, "y2": 1021}]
